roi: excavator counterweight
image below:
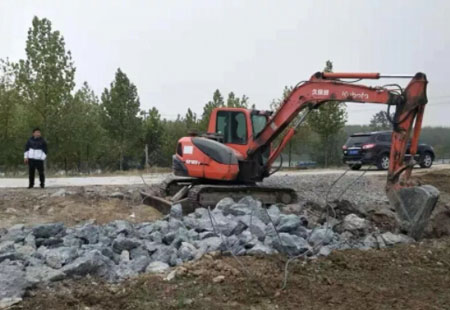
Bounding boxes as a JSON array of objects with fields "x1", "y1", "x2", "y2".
[{"x1": 142, "y1": 71, "x2": 439, "y2": 239}]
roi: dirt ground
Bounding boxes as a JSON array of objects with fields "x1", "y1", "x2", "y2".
[
  {"x1": 2, "y1": 169, "x2": 450, "y2": 309},
  {"x1": 0, "y1": 186, "x2": 162, "y2": 229}
]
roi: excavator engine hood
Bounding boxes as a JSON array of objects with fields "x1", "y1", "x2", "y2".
[{"x1": 174, "y1": 137, "x2": 239, "y2": 181}]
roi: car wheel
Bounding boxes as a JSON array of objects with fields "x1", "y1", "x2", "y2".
[
  {"x1": 420, "y1": 152, "x2": 433, "y2": 168},
  {"x1": 377, "y1": 154, "x2": 390, "y2": 170},
  {"x1": 349, "y1": 164, "x2": 361, "y2": 170}
]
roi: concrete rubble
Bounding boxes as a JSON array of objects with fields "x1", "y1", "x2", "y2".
[{"x1": 0, "y1": 196, "x2": 414, "y2": 306}]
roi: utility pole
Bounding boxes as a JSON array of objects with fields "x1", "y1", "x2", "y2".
[
  {"x1": 145, "y1": 144, "x2": 149, "y2": 170},
  {"x1": 142, "y1": 110, "x2": 150, "y2": 171},
  {"x1": 288, "y1": 141, "x2": 292, "y2": 168}
]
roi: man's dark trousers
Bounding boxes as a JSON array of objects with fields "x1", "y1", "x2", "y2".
[{"x1": 29, "y1": 159, "x2": 45, "y2": 188}]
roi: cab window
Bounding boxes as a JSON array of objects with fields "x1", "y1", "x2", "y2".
[
  {"x1": 216, "y1": 111, "x2": 247, "y2": 144},
  {"x1": 251, "y1": 114, "x2": 267, "y2": 137}
]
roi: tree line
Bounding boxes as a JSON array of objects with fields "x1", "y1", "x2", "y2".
[{"x1": 1, "y1": 17, "x2": 449, "y2": 174}]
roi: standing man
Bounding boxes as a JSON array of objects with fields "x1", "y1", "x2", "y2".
[{"x1": 24, "y1": 128, "x2": 47, "y2": 189}]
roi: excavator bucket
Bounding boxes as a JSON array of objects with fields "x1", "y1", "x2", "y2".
[{"x1": 387, "y1": 185, "x2": 439, "y2": 240}]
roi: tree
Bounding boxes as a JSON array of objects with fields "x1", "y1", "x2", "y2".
[
  {"x1": 100, "y1": 68, "x2": 142, "y2": 170},
  {"x1": 59, "y1": 82, "x2": 105, "y2": 171},
  {"x1": 307, "y1": 60, "x2": 347, "y2": 166},
  {"x1": 226, "y1": 92, "x2": 249, "y2": 108},
  {"x1": 17, "y1": 16, "x2": 76, "y2": 164},
  {"x1": 369, "y1": 110, "x2": 393, "y2": 130},
  {"x1": 143, "y1": 107, "x2": 164, "y2": 166},
  {"x1": 0, "y1": 59, "x2": 29, "y2": 169},
  {"x1": 199, "y1": 89, "x2": 224, "y2": 132},
  {"x1": 185, "y1": 108, "x2": 198, "y2": 132}
]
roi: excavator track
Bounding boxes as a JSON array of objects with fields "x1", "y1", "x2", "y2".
[{"x1": 141, "y1": 176, "x2": 297, "y2": 215}]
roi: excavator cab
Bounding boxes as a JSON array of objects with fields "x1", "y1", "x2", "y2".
[{"x1": 206, "y1": 108, "x2": 270, "y2": 158}]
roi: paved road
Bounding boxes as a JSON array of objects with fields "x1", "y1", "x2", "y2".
[{"x1": 0, "y1": 164, "x2": 448, "y2": 188}]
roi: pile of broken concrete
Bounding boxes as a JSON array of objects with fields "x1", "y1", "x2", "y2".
[{"x1": 0, "y1": 196, "x2": 413, "y2": 307}]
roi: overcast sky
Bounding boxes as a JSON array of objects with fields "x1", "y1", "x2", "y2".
[{"x1": 1, "y1": 1, "x2": 450, "y2": 126}]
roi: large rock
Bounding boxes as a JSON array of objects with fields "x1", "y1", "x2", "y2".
[
  {"x1": 152, "y1": 220, "x2": 170, "y2": 235},
  {"x1": 112, "y1": 235, "x2": 141, "y2": 253},
  {"x1": 25, "y1": 265, "x2": 65, "y2": 284},
  {"x1": 223, "y1": 203, "x2": 251, "y2": 217},
  {"x1": 170, "y1": 204, "x2": 183, "y2": 219},
  {"x1": 0, "y1": 252, "x2": 23, "y2": 264},
  {"x1": 195, "y1": 236, "x2": 222, "y2": 257},
  {"x1": 266, "y1": 205, "x2": 282, "y2": 225},
  {"x1": 222, "y1": 235, "x2": 245, "y2": 255},
  {"x1": 73, "y1": 223, "x2": 100, "y2": 244},
  {"x1": 237, "y1": 230, "x2": 255, "y2": 246},
  {"x1": 340, "y1": 214, "x2": 369, "y2": 232},
  {"x1": 238, "y1": 196, "x2": 260, "y2": 209},
  {"x1": 130, "y1": 246, "x2": 150, "y2": 260},
  {"x1": 105, "y1": 220, "x2": 134, "y2": 237},
  {"x1": 271, "y1": 233, "x2": 310, "y2": 256},
  {"x1": 146, "y1": 261, "x2": 169, "y2": 273},
  {"x1": 380, "y1": 232, "x2": 414, "y2": 246},
  {"x1": 129, "y1": 255, "x2": 151, "y2": 273},
  {"x1": 62, "y1": 250, "x2": 116, "y2": 281},
  {"x1": 308, "y1": 228, "x2": 334, "y2": 247},
  {"x1": 194, "y1": 208, "x2": 209, "y2": 218},
  {"x1": 150, "y1": 231, "x2": 163, "y2": 243},
  {"x1": 62, "y1": 235, "x2": 83, "y2": 248},
  {"x1": 151, "y1": 245, "x2": 177, "y2": 265},
  {"x1": 178, "y1": 242, "x2": 197, "y2": 261},
  {"x1": 116, "y1": 255, "x2": 151, "y2": 279},
  {"x1": 35, "y1": 236, "x2": 64, "y2": 248},
  {"x1": 14, "y1": 244, "x2": 35, "y2": 257},
  {"x1": 44, "y1": 247, "x2": 78, "y2": 269},
  {"x1": 0, "y1": 260, "x2": 30, "y2": 302},
  {"x1": 142, "y1": 241, "x2": 160, "y2": 254},
  {"x1": 247, "y1": 242, "x2": 274, "y2": 255},
  {"x1": 233, "y1": 215, "x2": 266, "y2": 241},
  {"x1": 0, "y1": 241, "x2": 14, "y2": 254},
  {"x1": 1, "y1": 224, "x2": 28, "y2": 243},
  {"x1": 277, "y1": 214, "x2": 301, "y2": 233},
  {"x1": 215, "y1": 197, "x2": 235, "y2": 213},
  {"x1": 136, "y1": 223, "x2": 155, "y2": 238},
  {"x1": 32, "y1": 223, "x2": 65, "y2": 239},
  {"x1": 387, "y1": 185, "x2": 439, "y2": 239}
]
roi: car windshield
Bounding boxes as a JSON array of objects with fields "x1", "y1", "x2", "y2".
[{"x1": 346, "y1": 135, "x2": 372, "y2": 146}]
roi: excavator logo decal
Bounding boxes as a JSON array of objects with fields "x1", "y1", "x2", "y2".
[
  {"x1": 341, "y1": 90, "x2": 369, "y2": 100},
  {"x1": 185, "y1": 159, "x2": 201, "y2": 165},
  {"x1": 312, "y1": 89, "x2": 330, "y2": 96}
]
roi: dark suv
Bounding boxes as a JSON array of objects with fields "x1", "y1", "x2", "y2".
[{"x1": 342, "y1": 131, "x2": 435, "y2": 170}]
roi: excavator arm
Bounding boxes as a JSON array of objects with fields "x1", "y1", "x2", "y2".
[
  {"x1": 249, "y1": 72, "x2": 426, "y2": 186},
  {"x1": 248, "y1": 72, "x2": 439, "y2": 239}
]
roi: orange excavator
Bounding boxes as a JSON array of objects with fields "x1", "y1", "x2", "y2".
[{"x1": 143, "y1": 72, "x2": 439, "y2": 239}]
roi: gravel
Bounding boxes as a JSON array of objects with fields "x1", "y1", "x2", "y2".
[{"x1": 263, "y1": 172, "x2": 388, "y2": 207}]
